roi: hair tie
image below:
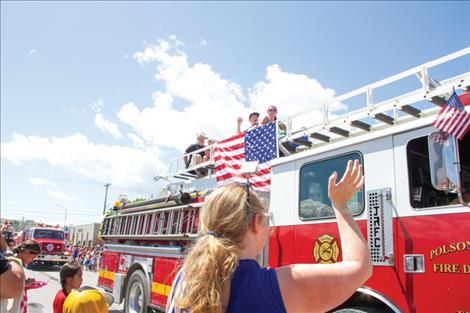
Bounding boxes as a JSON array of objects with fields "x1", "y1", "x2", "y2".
[{"x1": 207, "y1": 230, "x2": 222, "y2": 238}]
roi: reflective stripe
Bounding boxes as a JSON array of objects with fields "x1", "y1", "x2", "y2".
[
  {"x1": 152, "y1": 282, "x2": 172, "y2": 296},
  {"x1": 98, "y1": 270, "x2": 115, "y2": 280}
]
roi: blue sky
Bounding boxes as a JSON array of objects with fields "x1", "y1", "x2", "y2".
[{"x1": 1, "y1": 1, "x2": 469, "y2": 226}]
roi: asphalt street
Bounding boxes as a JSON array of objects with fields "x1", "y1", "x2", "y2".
[{"x1": 23, "y1": 265, "x2": 123, "y2": 313}]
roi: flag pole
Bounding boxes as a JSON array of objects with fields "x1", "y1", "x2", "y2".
[{"x1": 275, "y1": 120, "x2": 279, "y2": 158}]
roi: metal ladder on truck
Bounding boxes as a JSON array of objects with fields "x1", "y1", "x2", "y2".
[
  {"x1": 279, "y1": 47, "x2": 470, "y2": 154},
  {"x1": 164, "y1": 48, "x2": 470, "y2": 177},
  {"x1": 100, "y1": 202, "x2": 203, "y2": 241}
]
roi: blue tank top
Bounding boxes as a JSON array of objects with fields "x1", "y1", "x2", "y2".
[
  {"x1": 167, "y1": 259, "x2": 286, "y2": 313},
  {"x1": 226, "y1": 259, "x2": 286, "y2": 313}
]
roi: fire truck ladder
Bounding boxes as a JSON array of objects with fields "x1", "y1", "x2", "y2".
[
  {"x1": 100, "y1": 203, "x2": 202, "y2": 241},
  {"x1": 164, "y1": 48, "x2": 470, "y2": 177},
  {"x1": 280, "y1": 47, "x2": 470, "y2": 153}
]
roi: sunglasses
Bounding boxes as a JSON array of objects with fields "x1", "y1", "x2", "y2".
[
  {"x1": 28, "y1": 250, "x2": 40, "y2": 255},
  {"x1": 236, "y1": 183, "x2": 273, "y2": 225},
  {"x1": 236, "y1": 182, "x2": 252, "y2": 206},
  {"x1": 268, "y1": 109, "x2": 277, "y2": 112}
]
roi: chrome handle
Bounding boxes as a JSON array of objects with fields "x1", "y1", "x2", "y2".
[{"x1": 404, "y1": 254, "x2": 425, "y2": 273}]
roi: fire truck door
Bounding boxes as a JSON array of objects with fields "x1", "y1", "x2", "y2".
[
  {"x1": 392, "y1": 126, "x2": 470, "y2": 312},
  {"x1": 292, "y1": 136, "x2": 396, "y2": 266}
]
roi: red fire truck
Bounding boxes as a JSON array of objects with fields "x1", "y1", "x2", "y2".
[
  {"x1": 98, "y1": 48, "x2": 470, "y2": 313},
  {"x1": 21, "y1": 226, "x2": 73, "y2": 266}
]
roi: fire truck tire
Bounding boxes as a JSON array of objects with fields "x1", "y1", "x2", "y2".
[
  {"x1": 124, "y1": 270, "x2": 149, "y2": 313},
  {"x1": 333, "y1": 307, "x2": 384, "y2": 313}
]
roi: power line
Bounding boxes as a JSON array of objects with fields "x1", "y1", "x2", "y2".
[
  {"x1": 2, "y1": 202, "x2": 67, "y2": 210},
  {"x1": 3, "y1": 209, "x2": 100, "y2": 216},
  {"x1": 2, "y1": 201, "x2": 103, "y2": 210},
  {"x1": 1, "y1": 171, "x2": 103, "y2": 185},
  {"x1": 2, "y1": 172, "x2": 159, "y2": 194}
]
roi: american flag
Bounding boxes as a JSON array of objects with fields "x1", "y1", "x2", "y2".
[
  {"x1": 214, "y1": 121, "x2": 278, "y2": 191},
  {"x1": 429, "y1": 131, "x2": 446, "y2": 144},
  {"x1": 433, "y1": 91, "x2": 470, "y2": 140}
]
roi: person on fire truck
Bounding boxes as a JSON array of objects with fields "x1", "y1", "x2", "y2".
[
  {"x1": 184, "y1": 133, "x2": 207, "y2": 177},
  {"x1": 236, "y1": 111, "x2": 260, "y2": 134},
  {"x1": 167, "y1": 159, "x2": 372, "y2": 313},
  {"x1": 260, "y1": 105, "x2": 286, "y2": 131}
]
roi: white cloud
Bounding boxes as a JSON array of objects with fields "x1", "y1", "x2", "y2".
[
  {"x1": 250, "y1": 64, "x2": 340, "y2": 115},
  {"x1": 127, "y1": 133, "x2": 145, "y2": 148},
  {"x1": 28, "y1": 177, "x2": 57, "y2": 189},
  {"x1": 90, "y1": 99, "x2": 103, "y2": 113},
  {"x1": 249, "y1": 64, "x2": 345, "y2": 129},
  {"x1": 2, "y1": 133, "x2": 166, "y2": 188},
  {"x1": 94, "y1": 113, "x2": 123, "y2": 138},
  {"x1": 4, "y1": 36, "x2": 341, "y2": 195},
  {"x1": 126, "y1": 36, "x2": 341, "y2": 150},
  {"x1": 199, "y1": 38, "x2": 208, "y2": 47},
  {"x1": 29, "y1": 49, "x2": 36, "y2": 55},
  {"x1": 129, "y1": 37, "x2": 248, "y2": 150},
  {"x1": 28, "y1": 177, "x2": 71, "y2": 202}
]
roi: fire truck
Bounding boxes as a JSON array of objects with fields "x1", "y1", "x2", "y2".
[
  {"x1": 98, "y1": 48, "x2": 470, "y2": 313},
  {"x1": 20, "y1": 226, "x2": 73, "y2": 266}
]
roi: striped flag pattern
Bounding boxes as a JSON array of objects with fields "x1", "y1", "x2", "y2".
[
  {"x1": 214, "y1": 122, "x2": 278, "y2": 191},
  {"x1": 429, "y1": 131, "x2": 446, "y2": 144},
  {"x1": 433, "y1": 91, "x2": 470, "y2": 140}
]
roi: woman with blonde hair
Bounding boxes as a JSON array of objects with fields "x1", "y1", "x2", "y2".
[{"x1": 167, "y1": 159, "x2": 372, "y2": 313}]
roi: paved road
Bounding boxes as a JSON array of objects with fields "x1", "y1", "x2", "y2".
[{"x1": 23, "y1": 264, "x2": 123, "y2": 313}]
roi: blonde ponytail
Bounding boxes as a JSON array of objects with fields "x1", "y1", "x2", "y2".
[{"x1": 174, "y1": 184, "x2": 266, "y2": 313}]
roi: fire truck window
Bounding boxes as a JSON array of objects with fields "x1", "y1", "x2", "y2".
[
  {"x1": 407, "y1": 136, "x2": 460, "y2": 208},
  {"x1": 458, "y1": 134, "x2": 470, "y2": 204},
  {"x1": 299, "y1": 152, "x2": 364, "y2": 220},
  {"x1": 32, "y1": 229, "x2": 64, "y2": 240}
]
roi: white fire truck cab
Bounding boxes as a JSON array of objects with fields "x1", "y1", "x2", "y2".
[{"x1": 98, "y1": 48, "x2": 470, "y2": 313}]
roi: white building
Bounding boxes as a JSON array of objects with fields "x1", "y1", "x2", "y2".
[{"x1": 69, "y1": 223, "x2": 101, "y2": 246}]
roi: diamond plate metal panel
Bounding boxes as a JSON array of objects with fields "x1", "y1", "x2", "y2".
[{"x1": 367, "y1": 188, "x2": 394, "y2": 266}]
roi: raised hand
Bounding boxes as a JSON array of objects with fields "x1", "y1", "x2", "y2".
[{"x1": 328, "y1": 160, "x2": 364, "y2": 211}]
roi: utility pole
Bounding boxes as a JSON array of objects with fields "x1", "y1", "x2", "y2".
[
  {"x1": 102, "y1": 183, "x2": 111, "y2": 215},
  {"x1": 56, "y1": 204, "x2": 67, "y2": 228},
  {"x1": 64, "y1": 209, "x2": 67, "y2": 229}
]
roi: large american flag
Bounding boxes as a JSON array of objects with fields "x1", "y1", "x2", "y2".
[
  {"x1": 433, "y1": 91, "x2": 470, "y2": 140},
  {"x1": 213, "y1": 121, "x2": 278, "y2": 191}
]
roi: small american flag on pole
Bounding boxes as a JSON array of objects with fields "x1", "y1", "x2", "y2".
[
  {"x1": 429, "y1": 131, "x2": 446, "y2": 144},
  {"x1": 433, "y1": 91, "x2": 470, "y2": 140},
  {"x1": 214, "y1": 121, "x2": 278, "y2": 191}
]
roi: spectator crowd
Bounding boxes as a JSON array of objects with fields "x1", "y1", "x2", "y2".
[
  {"x1": 1, "y1": 223, "x2": 110, "y2": 313},
  {"x1": 71, "y1": 244, "x2": 102, "y2": 272}
]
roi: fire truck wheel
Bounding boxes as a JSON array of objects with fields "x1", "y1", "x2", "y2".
[
  {"x1": 333, "y1": 307, "x2": 384, "y2": 313},
  {"x1": 124, "y1": 270, "x2": 149, "y2": 313}
]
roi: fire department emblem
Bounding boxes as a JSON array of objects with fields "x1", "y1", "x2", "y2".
[
  {"x1": 313, "y1": 234, "x2": 339, "y2": 264},
  {"x1": 46, "y1": 243, "x2": 54, "y2": 252}
]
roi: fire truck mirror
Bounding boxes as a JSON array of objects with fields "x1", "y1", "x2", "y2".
[{"x1": 428, "y1": 132, "x2": 459, "y2": 193}]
